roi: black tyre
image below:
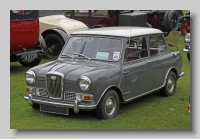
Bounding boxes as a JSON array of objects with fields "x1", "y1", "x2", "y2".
[
  {"x1": 32, "y1": 103, "x2": 40, "y2": 110},
  {"x1": 96, "y1": 90, "x2": 119, "y2": 119},
  {"x1": 164, "y1": 10, "x2": 179, "y2": 32},
  {"x1": 44, "y1": 33, "x2": 65, "y2": 60},
  {"x1": 164, "y1": 11, "x2": 170, "y2": 32},
  {"x1": 187, "y1": 53, "x2": 190, "y2": 61},
  {"x1": 19, "y1": 56, "x2": 42, "y2": 67},
  {"x1": 160, "y1": 71, "x2": 177, "y2": 97}
]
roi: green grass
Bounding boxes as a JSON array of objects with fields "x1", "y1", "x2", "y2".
[{"x1": 10, "y1": 34, "x2": 190, "y2": 130}]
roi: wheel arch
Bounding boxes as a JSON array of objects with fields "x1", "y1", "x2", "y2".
[
  {"x1": 41, "y1": 28, "x2": 68, "y2": 43},
  {"x1": 163, "y1": 67, "x2": 178, "y2": 87},
  {"x1": 96, "y1": 85, "x2": 124, "y2": 106}
]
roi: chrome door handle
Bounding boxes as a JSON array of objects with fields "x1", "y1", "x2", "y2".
[{"x1": 123, "y1": 71, "x2": 130, "y2": 74}]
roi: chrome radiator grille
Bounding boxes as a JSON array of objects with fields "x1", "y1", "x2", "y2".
[
  {"x1": 46, "y1": 72, "x2": 64, "y2": 99},
  {"x1": 64, "y1": 92, "x2": 76, "y2": 101}
]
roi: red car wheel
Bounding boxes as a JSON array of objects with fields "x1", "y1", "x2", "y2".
[{"x1": 181, "y1": 19, "x2": 190, "y2": 36}]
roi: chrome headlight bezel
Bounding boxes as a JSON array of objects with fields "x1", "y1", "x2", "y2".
[
  {"x1": 79, "y1": 76, "x2": 91, "y2": 91},
  {"x1": 185, "y1": 33, "x2": 190, "y2": 43},
  {"x1": 25, "y1": 71, "x2": 36, "y2": 84}
]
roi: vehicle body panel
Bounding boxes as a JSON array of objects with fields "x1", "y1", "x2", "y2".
[{"x1": 24, "y1": 27, "x2": 184, "y2": 118}]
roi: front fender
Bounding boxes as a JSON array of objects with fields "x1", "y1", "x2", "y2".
[{"x1": 51, "y1": 28, "x2": 69, "y2": 42}]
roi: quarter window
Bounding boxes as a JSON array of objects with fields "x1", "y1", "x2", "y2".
[
  {"x1": 74, "y1": 10, "x2": 89, "y2": 16},
  {"x1": 124, "y1": 37, "x2": 148, "y2": 62},
  {"x1": 148, "y1": 34, "x2": 168, "y2": 56},
  {"x1": 91, "y1": 10, "x2": 108, "y2": 17}
]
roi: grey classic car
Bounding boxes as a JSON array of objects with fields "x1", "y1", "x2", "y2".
[
  {"x1": 24, "y1": 27, "x2": 184, "y2": 119},
  {"x1": 183, "y1": 33, "x2": 190, "y2": 61}
]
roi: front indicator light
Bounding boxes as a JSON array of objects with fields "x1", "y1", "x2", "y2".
[{"x1": 83, "y1": 95, "x2": 94, "y2": 101}]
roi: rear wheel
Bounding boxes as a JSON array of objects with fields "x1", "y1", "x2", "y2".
[
  {"x1": 95, "y1": 90, "x2": 119, "y2": 119},
  {"x1": 164, "y1": 11, "x2": 179, "y2": 32},
  {"x1": 160, "y1": 71, "x2": 177, "y2": 97},
  {"x1": 181, "y1": 19, "x2": 190, "y2": 36},
  {"x1": 187, "y1": 53, "x2": 190, "y2": 61},
  {"x1": 19, "y1": 55, "x2": 42, "y2": 67},
  {"x1": 44, "y1": 33, "x2": 65, "y2": 60}
]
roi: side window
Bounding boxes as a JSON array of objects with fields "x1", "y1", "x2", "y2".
[
  {"x1": 74, "y1": 10, "x2": 89, "y2": 17},
  {"x1": 91, "y1": 10, "x2": 108, "y2": 17},
  {"x1": 12, "y1": 10, "x2": 33, "y2": 15},
  {"x1": 124, "y1": 37, "x2": 148, "y2": 62},
  {"x1": 149, "y1": 34, "x2": 168, "y2": 56},
  {"x1": 64, "y1": 10, "x2": 71, "y2": 16}
]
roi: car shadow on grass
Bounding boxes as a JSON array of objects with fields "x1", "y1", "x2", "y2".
[{"x1": 34, "y1": 91, "x2": 163, "y2": 120}]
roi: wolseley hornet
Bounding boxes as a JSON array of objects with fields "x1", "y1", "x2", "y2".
[{"x1": 24, "y1": 27, "x2": 184, "y2": 119}]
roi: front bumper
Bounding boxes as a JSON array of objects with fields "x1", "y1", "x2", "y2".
[{"x1": 24, "y1": 94, "x2": 97, "y2": 113}]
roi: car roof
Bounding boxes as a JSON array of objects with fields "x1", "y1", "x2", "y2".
[{"x1": 71, "y1": 26, "x2": 163, "y2": 37}]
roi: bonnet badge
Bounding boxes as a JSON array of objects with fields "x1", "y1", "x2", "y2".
[{"x1": 50, "y1": 76, "x2": 57, "y2": 80}]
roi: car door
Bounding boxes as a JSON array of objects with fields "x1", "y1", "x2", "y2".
[
  {"x1": 148, "y1": 34, "x2": 173, "y2": 88},
  {"x1": 71, "y1": 10, "x2": 90, "y2": 26},
  {"x1": 122, "y1": 36, "x2": 155, "y2": 101}
]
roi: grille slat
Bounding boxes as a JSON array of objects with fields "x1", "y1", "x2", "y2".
[
  {"x1": 46, "y1": 72, "x2": 64, "y2": 99},
  {"x1": 65, "y1": 92, "x2": 76, "y2": 101}
]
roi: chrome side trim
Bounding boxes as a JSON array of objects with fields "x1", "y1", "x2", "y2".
[{"x1": 124, "y1": 86, "x2": 164, "y2": 102}]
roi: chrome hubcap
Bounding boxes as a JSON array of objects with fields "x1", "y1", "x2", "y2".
[
  {"x1": 167, "y1": 76, "x2": 175, "y2": 93},
  {"x1": 105, "y1": 96, "x2": 116, "y2": 115}
]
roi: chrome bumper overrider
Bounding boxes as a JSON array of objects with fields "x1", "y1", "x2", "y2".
[
  {"x1": 183, "y1": 48, "x2": 190, "y2": 52},
  {"x1": 24, "y1": 94, "x2": 96, "y2": 113},
  {"x1": 178, "y1": 72, "x2": 185, "y2": 80}
]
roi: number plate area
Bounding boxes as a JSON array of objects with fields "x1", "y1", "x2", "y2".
[
  {"x1": 20, "y1": 53, "x2": 38, "y2": 62},
  {"x1": 40, "y1": 105, "x2": 69, "y2": 115}
]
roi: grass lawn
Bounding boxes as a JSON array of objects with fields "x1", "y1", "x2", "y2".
[{"x1": 10, "y1": 33, "x2": 190, "y2": 130}]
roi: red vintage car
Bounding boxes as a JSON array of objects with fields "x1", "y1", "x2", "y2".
[
  {"x1": 65, "y1": 10, "x2": 182, "y2": 32},
  {"x1": 10, "y1": 10, "x2": 47, "y2": 67}
]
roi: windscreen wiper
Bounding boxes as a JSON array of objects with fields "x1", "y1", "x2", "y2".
[{"x1": 73, "y1": 53, "x2": 92, "y2": 61}]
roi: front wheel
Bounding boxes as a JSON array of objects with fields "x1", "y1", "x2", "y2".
[
  {"x1": 160, "y1": 71, "x2": 177, "y2": 97},
  {"x1": 95, "y1": 90, "x2": 119, "y2": 119}
]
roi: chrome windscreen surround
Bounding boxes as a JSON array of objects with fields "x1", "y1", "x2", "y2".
[{"x1": 45, "y1": 71, "x2": 64, "y2": 99}]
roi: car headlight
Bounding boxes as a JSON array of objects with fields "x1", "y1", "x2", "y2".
[
  {"x1": 185, "y1": 34, "x2": 190, "y2": 43},
  {"x1": 25, "y1": 71, "x2": 36, "y2": 84},
  {"x1": 79, "y1": 76, "x2": 91, "y2": 91}
]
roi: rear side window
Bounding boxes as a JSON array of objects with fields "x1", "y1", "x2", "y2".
[
  {"x1": 124, "y1": 37, "x2": 148, "y2": 62},
  {"x1": 148, "y1": 34, "x2": 168, "y2": 56}
]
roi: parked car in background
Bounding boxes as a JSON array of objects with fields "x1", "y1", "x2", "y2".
[
  {"x1": 188, "y1": 95, "x2": 190, "y2": 114},
  {"x1": 65, "y1": 10, "x2": 183, "y2": 32},
  {"x1": 24, "y1": 27, "x2": 184, "y2": 119},
  {"x1": 179, "y1": 10, "x2": 190, "y2": 36},
  {"x1": 39, "y1": 10, "x2": 89, "y2": 60},
  {"x1": 10, "y1": 10, "x2": 46, "y2": 67},
  {"x1": 183, "y1": 33, "x2": 190, "y2": 61}
]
